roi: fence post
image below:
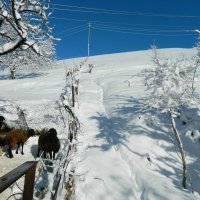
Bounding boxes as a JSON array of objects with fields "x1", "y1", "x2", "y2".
[
  {"x1": 72, "y1": 85, "x2": 75, "y2": 107},
  {"x1": 0, "y1": 161, "x2": 38, "y2": 200},
  {"x1": 23, "y1": 163, "x2": 37, "y2": 200}
]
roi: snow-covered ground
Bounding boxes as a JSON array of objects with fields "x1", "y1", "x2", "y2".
[{"x1": 1, "y1": 48, "x2": 200, "y2": 200}]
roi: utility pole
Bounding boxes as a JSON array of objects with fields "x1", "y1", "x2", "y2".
[{"x1": 88, "y1": 22, "x2": 91, "y2": 57}]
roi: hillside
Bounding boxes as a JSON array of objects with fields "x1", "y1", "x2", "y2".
[{"x1": 0, "y1": 48, "x2": 200, "y2": 200}]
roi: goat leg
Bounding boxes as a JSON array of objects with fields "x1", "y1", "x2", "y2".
[
  {"x1": 49, "y1": 151, "x2": 52, "y2": 159},
  {"x1": 37, "y1": 148, "x2": 40, "y2": 157},
  {"x1": 16, "y1": 142, "x2": 20, "y2": 154},
  {"x1": 8, "y1": 147, "x2": 13, "y2": 158},
  {"x1": 21, "y1": 142, "x2": 24, "y2": 155}
]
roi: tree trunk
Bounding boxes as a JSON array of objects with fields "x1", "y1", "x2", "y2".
[
  {"x1": 71, "y1": 85, "x2": 75, "y2": 107},
  {"x1": 169, "y1": 111, "x2": 187, "y2": 188},
  {"x1": 10, "y1": 68, "x2": 16, "y2": 79}
]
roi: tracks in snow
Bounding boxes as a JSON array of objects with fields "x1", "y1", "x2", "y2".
[
  {"x1": 77, "y1": 72, "x2": 142, "y2": 200},
  {"x1": 95, "y1": 77, "x2": 143, "y2": 200}
]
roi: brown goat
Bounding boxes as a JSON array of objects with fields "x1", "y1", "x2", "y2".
[
  {"x1": 35, "y1": 128, "x2": 48, "y2": 136},
  {"x1": 0, "y1": 135, "x2": 5, "y2": 147},
  {"x1": 37, "y1": 128, "x2": 60, "y2": 159},
  {"x1": 4, "y1": 129, "x2": 35, "y2": 158}
]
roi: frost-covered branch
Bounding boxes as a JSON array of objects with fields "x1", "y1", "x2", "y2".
[
  {"x1": 0, "y1": 38, "x2": 26, "y2": 55},
  {"x1": 0, "y1": 0, "x2": 53, "y2": 56}
]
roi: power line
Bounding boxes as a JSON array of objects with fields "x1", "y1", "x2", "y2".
[
  {"x1": 48, "y1": 6, "x2": 200, "y2": 18},
  {"x1": 92, "y1": 24, "x2": 191, "y2": 33},
  {"x1": 48, "y1": 3, "x2": 200, "y2": 18},
  {"x1": 49, "y1": 18, "x2": 196, "y2": 39},
  {"x1": 49, "y1": 16, "x2": 88, "y2": 23},
  {"x1": 92, "y1": 27, "x2": 195, "y2": 37},
  {"x1": 59, "y1": 28, "x2": 88, "y2": 39},
  {"x1": 93, "y1": 21, "x2": 197, "y2": 29},
  {"x1": 54, "y1": 24, "x2": 87, "y2": 36},
  {"x1": 49, "y1": 16, "x2": 200, "y2": 30},
  {"x1": 49, "y1": 17, "x2": 196, "y2": 36}
]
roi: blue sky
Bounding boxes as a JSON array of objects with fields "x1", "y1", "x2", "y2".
[{"x1": 49, "y1": 0, "x2": 200, "y2": 60}]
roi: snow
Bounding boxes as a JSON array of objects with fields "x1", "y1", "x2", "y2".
[
  {"x1": 0, "y1": 48, "x2": 200, "y2": 200},
  {"x1": 15, "y1": 10, "x2": 21, "y2": 20},
  {"x1": 2, "y1": 11, "x2": 8, "y2": 17},
  {"x1": 0, "y1": 40, "x2": 22, "y2": 54}
]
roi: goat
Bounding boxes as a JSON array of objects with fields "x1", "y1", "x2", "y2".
[
  {"x1": 35, "y1": 128, "x2": 48, "y2": 136},
  {"x1": 0, "y1": 135, "x2": 5, "y2": 146},
  {"x1": 0, "y1": 116, "x2": 13, "y2": 133},
  {"x1": 37, "y1": 128, "x2": 60, "y2": 159},
  {"x1": 4, "y1": 129, "x2": 35, "y2": 158},
  {"x1": 0, "y1": 116, "x2": 5, "y2": 129},
  {"x1": 0, "y1": 135, "x2": 5, "y2": 156},
  {"x1": 0, "y1": 123, "x2": 13, "y2": 133}
]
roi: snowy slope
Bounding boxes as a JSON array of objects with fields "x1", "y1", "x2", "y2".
[
  {"x1": 0, "y1": 48, "x2": 200, "y2": 200},
  {"x1": 73, "y1": 48, "x2": 200, "y2": 200}
]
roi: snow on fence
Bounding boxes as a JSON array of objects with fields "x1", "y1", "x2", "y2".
[
  {"x1": 34, "y1": 67, "x2": 81, "y2": 199},
  {"x1": 33, "y1": 65, "x2": 81, "y2": 199}
]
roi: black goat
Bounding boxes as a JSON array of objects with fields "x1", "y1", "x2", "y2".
[
  {"x1": 37, "y1": 128, "x2": 60, "y2": 159},
  {"x1": 0, "y1": 116, "x2": 12, "y2": 132},
  {"x1": 0, "y1": 116, "x2": 5, "y2": 129}
]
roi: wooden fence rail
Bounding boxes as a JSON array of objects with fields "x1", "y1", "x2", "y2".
[{"x1": 0, "y1": 161, "x2": 38, "y2": 200}]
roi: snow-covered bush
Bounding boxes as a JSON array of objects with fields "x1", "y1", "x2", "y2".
[
  {"x1": 144, "y1": 46, "x2": 195, "y2": 113},
  {"x1": 143, "y1": 45, "x2": 199, "y2": 189},
  {"x1": 190, "y1": 32, "x2": 200, "y2": 95}
]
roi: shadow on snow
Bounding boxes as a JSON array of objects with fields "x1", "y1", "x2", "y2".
[
  {"x1": 0, "y1": 72, "x2": 45, "y2": 80},
  {"x1": 89, "y1": 95, "x2": 200, "y2": 195}
]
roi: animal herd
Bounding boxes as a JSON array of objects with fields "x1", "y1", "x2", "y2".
[{"x1": 0, "y1": 116, "x2": 60, "y2": 159}]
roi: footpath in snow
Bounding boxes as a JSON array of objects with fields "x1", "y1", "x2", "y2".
[{"x1": 75, "y1": 72, "x2": 137, "y2": 200}]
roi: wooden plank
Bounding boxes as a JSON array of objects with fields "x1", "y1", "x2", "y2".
[
  {"x1": 23, "y1": 163, "x2": 37, "y2": 200},
  {"x1": 0, "y1": 161, "x2": 38, "y2": 193}
]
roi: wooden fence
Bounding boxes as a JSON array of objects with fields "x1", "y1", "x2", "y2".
[{"x1": 0, "y1": 161, "x2": 38, "y2": 200}]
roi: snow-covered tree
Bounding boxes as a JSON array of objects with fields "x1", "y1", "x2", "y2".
[
  {"x1": 0, "y1": 0, "x2": 54, "y2": 56},
  {"x1": 0, "y1": 0, "x2": 56, "y2": 77},
  {"x1": 143, "y1": 46, "x2": 197, "y2": 189},
  {"x1": 0, "y1": 36, "x2": 56, "y2": 78},
  {"x1": 191, "y1": 31, "x2": 200, "y2": 91}
]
